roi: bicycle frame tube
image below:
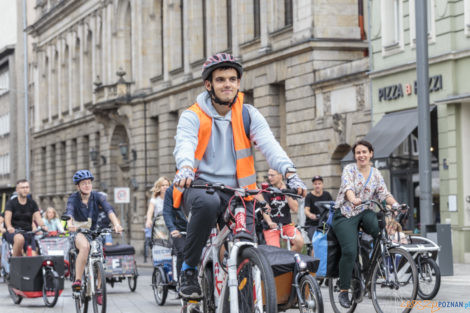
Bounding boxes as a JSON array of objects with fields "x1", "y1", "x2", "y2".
[{"x1": 226, "y1": 241, "x2": 257, "y2": 313}]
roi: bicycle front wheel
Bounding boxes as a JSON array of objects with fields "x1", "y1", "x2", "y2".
[
  {"x1": 92, "y1": 261, "x2": 107, "y2": 313},
  {"x1": 417, "y1": 257, "x2": 440, "y2": 300},
  {"x1": 299, "y1": 274, "x2": 324, "y2": 313},
  {"x1": 43, "y1": 268, "x2": 60, "y2": 307},
  {"x1": 223, "y1": 246, "x2": 277, "y2": 313},
  {"x1": 371, "y1": 247, "x2": 418, "y2": 313}
]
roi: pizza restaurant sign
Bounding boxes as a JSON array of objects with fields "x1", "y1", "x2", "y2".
[{"x1": 378, "y1": 74, "x2": 443, "y2": 102}]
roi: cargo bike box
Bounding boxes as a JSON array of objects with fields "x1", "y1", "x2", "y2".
[
  {"x1": 9, "y1": 256, "x2": 65, "y2": 292},
  {"x1": 258, "y1": 245, "x2": 321, "y2": 310},
  {"x1": 103, "y1": 244, "x2": 138, "y2": 291}
]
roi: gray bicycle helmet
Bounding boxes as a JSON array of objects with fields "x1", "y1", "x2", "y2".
[{"x1": 201, "y1": 53, "x2": 243, "y2": 82}]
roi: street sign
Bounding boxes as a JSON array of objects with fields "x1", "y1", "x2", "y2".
[{"x1": 114, "y1": 187, "x2": 130, "y2": 204}]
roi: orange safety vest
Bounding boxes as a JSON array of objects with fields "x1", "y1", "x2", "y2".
[{"x1": 173, "y1": 92, "x2": 257, "y2": 208}]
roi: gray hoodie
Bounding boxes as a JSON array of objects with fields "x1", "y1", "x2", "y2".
[{"x1": 173, "y1": 91, "x2": 294, "y2": 187}]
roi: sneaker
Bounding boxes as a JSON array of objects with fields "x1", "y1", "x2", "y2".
[
  {"x1": 96, "y1": 293, "x2": 103, "y2": 305},
  {"x1": 339, "y1": 291, "x2": 352, "y2": 308},
  {"x1": 179, "y1": 268, "x2": 202, "y2": 299},
  {"x1": 72, "y1": 280, "x2": 82, "y2": 292}
]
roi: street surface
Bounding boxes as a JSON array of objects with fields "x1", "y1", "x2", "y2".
[{"x1": 1, "y1": 264, "x2": 469, "y2": 313}]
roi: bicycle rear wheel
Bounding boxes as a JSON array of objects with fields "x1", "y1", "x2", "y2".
[
  {"x1": 299, "y1": 274, "x2": 324, "y2": 313},
  {"x1": 223, "y1": 246, "x2": 277, "y2": 313},
  {"x1": 152, "y1": 267, "x2": 168, "y2": 305},
  {"x1": 417, "y1": 257, "x2": 440, "y2": 300},
  {"x1": 92, "y1": 261, "x2": 107, "y2": 313},
  {"x1": 43, "y1": 268, "x2": 60, "y2": 307},
  {"x1": 371, "y1": 247, "x2": 418, "y2": 313},
  {"x1": 328, "y1": 277, "x2": 358, "y2": 313}
]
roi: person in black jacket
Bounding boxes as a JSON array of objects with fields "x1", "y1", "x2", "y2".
[
  {"x1": 162, "y1": 184, "x2": 188, "y2": 280},
  {"x1": 304, "y1": 175, "x2": 332, "y2": 241}
]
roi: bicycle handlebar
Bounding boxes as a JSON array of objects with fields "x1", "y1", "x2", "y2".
[
  {"x1": 359, "y1": 200, "x2": 409, "y2": 214},
  {"x1": 191, "y1": 182, "x2": 302, "y2": 199}
]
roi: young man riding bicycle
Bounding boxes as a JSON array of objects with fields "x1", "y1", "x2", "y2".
[
  {"x1": 172, "y1": 52, "x2": 307, "y2": 299},
  {"x1": 261, "y1": 168, "x2": 304, "y2": 252},
  {"x1": 64, "y1": 170, "x2": 123, "y2": 303}
]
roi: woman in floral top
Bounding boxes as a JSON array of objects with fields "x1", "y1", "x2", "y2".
[{"x1": 332, "y1": 140, "x2": 400, "y2": 308}]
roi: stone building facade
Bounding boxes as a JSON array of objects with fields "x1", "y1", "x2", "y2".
[{"x1": 27, "y1": 0, "x2": 371, "y2": 250}]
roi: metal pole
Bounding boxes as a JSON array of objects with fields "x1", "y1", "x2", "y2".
[
  {"x1": 415, "y1": 0, "x2": 433, "y2": 236},
  {"x1": 22, "y1": 0, "x2": 30, "y2": 180}
]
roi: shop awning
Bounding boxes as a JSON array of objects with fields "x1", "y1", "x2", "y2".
[{"x1": 342, "y1": 108, "x2": 420, "y2": 163}]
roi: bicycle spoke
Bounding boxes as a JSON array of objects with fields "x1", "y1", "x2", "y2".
[{"x1": 372, "y1": 248, "x2": 418, "y2": 313}]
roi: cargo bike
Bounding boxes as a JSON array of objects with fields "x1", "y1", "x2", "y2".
[
  {"x1": 6, "y1": 228, "x2": 66, "y2": 308},
  {"x1": 103, "y1": 243, "x2": 138, "y2": 291}
]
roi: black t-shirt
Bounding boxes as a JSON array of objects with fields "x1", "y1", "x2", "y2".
[
  {"x1": 5, "y1": 197, "x2": 39, "y2": 231},
  {"x1": 263, "y1": 191, "x2": 292, "y2": 225},
  {"x1": 304, "y1": 191, "x2": 332, "y2": 226}
]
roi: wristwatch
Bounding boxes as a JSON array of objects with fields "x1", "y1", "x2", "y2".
[
  {"x1": 286, "y1": 166, "x2": 296, "y2": 173},
  {"x1": 285, "y1": 167, "x2": 297, "y2": 177}
]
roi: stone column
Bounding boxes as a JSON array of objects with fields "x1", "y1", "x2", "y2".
[
  {"x1": 65, "y1": 139, "x2": 76, "y2": 194},
  {"x1": 55, "y1": 141, "x2": 66, "y2": 195},
  {"x1": 230, "y1": 0, "x2": 239, "y2": 57},
  {"x1": 76, "y1": 136, "x2": 88, "y2": 171},
  {"x1": 292, "y1": 0, "x2": 314, "y2": 42},
  {"x1": 45, "y1": 144, "x2": 54, "y2": 195},
  {"x1": 182, "y1": 0, "x2": 192, "y2": 81},
  {"x1": 258, "y1": 0, "x2": 271, "y2": 54},
  {"x1": 158, "y1": 112, "x2": 178, "y2": 177},
  {"x1": 89, "y1": 132, "x2": 100, "y2": 189}
]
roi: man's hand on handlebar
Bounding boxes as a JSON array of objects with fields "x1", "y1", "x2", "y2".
[
  {"x1": 285, "y1": 173, "x2": 307, "y2": 197},
  {"x1": 114, "y1": 224, "x2": 123, "y2": 234},
  {"x1": 174, "y1": 166, "x2": 195, "y2": 189},
  {"x1": 268, "y1": 221, "x2": 277, "y2": 229}
]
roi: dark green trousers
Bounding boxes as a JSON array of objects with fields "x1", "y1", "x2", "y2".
[{"x1": 332, "y1": 209, "x2": 380, "y2": 290}]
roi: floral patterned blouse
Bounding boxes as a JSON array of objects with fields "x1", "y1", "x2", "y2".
[{"x1": 335, "y1": 163, "x2": 391, "y2": 218}]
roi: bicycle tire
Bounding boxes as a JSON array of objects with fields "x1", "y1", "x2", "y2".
[
  {"x1": 69, "y1": 252, "x2": 76, "y2": 282},
  {"x1": 222, "y1": 246, "x2": 277, "y2": 313},
  {"x1": 92, "y1": 261, "x2": 107, "y2": 313},
  {"x1": 371, "y1": 247, "x2": 418, "y2": 313},
  {"x1": 152, "y1": 267, "x2": 168, "y2": 305},
  {"x1": 298, "y1": 274, "x2": 324, "y2": 313},
  {"x1": 417, "y1": 257, "x2": 440, "y2": 300},
  {"x1": 8, "y1": 284, "x2": 23, "y2": 304},
  {"x1": 128, "y1": 276, "x2": 138, "y2": 292},
  {"x1": 202, "y1": 266, "x2": 215, "y2": 313},
  {"x1": 43, "y1": 268, "x2": 60, "y2": 307},
  {"x1": 74, "y1": 281, "x2": 89, "y2": 313},
  {"x1": 328, "y1": 277, "x2": 358, "y2": 313}
]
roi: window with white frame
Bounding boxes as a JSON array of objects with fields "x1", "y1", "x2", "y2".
[
  {"x1": 409, "y1": 0, "x2": 436, "y2": 44},
  {"x1": 0, "y1": 68, "x2": 9, "y2": 96},
  {"x1": 465, "y1": 0, "x2": 470, "y2": 36},
  {"x1": 0, "y1": 153, "x2": 10, "y2": 175},
  {"x1": 381, "y1": 0, "x2": 403, "y2": 50},
  {"x1": 0, "y1": 113, "x2": 10, "y2": 136}
]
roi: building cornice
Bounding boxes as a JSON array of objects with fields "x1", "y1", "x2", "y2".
[
  {"x1": 370, "y1": 48, "x2": 470, "y2": 78},
  {"x1": 27, "y1": 0, "x2": 89, "y2": 36},
  {"x1": 142, "y1": 39, "x2": 368, "y2": 103},
  {"x1": 32, "y1": 114, "x2": 95, "y2": 139}
]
